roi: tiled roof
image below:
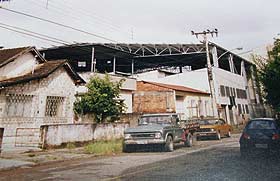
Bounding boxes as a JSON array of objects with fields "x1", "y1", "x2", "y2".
[
  {"x1": 0, "y1": 46, "x2": 45, "y2": 68},
  {"x1": 0, "y1": 60, "x2": 85, "y2": 87},
  {"x1": 141, "y1": 81, "x2": 209, "y2": 95}
]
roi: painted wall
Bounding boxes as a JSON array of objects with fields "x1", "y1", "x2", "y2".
[
  {"x1": 41, "y1": 123, "x2": 129, "y2": 147},
  {"x1": 137, "y1": 69, "x2": 210, "y2": 93}
]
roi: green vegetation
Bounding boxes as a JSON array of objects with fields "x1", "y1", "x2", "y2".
[
  {"x1": 66, "y1": 142, "x2": 76, "y2": 149},
  {"x1": 74, "y1": 74, "x2": 126, "y2": 123},
  {"x1": 84, "y1": 139, "x2": 123, "y2": 155},
  {"x1": 254, "y1": 39, "x2": 280, "y2": 114}
]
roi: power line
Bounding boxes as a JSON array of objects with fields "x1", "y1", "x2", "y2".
[
  {"x1": 0, "y1": 22, "x2": 71, "y2": 45},
  {"x1": 0, "y1": 6, "x2": 118, "y2": 43},
  {"x1": 0, "y1": 25, "x2": 70, "y2": 45},
  {"x1": 25, "y1": 0, "x2": 129, "y2": 37}
]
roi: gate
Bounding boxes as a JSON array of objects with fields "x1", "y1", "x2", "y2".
[
  {"x1": 15, "y1": 128, "x2": 41, "y2": 147},
  {"x1": 0, "y1": 128, "x2": 4, "y2": 153}
]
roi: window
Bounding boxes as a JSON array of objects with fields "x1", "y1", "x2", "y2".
[
  {"x1": 220, "y1": 85, "x2": 225, "y2": 97},
  {"x1": 225, "y1": 86, "x2": 230, "y2": 97},
  {"x1": 45, "y1": 96, "x2": 65, "y2": 117},
  {"x1": 78, "y1": 61, "x2": 86, "y2": 67},
  {"x1": 230, "y1": 87, "x2": 233, "y2": 96},
  {"x1": 245, "y1": 105, "x2": 249, "y2": 114},
  {"x1": 247, "y1": 120, "x2": 276, "y2": 130},
  {"x1": 237, "y1": 104, "x2": 242, "y2": 115},
  {"x1": 6, "y1": 94, "x2": 33, "y2": 117}
]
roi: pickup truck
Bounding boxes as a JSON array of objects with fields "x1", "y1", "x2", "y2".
[{"x1": 123, "y1": 113, "x2": 199, "y2": 152}]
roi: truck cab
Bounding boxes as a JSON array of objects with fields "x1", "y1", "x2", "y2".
[{"x1": 123, "y1": 113, "x2": 190, "y2": 152}]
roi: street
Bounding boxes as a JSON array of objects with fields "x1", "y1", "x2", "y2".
[
  {"x1": 0, "y1": 134, "x2": 279, "y2": 181},
  {"x1": 120, "y1": 143, "x2": 280, "y2": 181}
]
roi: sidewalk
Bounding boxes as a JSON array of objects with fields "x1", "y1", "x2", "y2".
[
  {"x1": 0, "y1": 134, "x2": 241, "y2": 172},
  {"x1": 0, "y1": 159, "x2": 34, "y2": 171}
]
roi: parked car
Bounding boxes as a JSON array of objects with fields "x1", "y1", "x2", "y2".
[
  {"x1": 123, "y1": 113, "x2": 199, "y2": 152},
  {"x1": 239, "y1": 118, "x2": 280, "y2": 157},
  {"x1": 196, "y1": 118, "x2": 232, "y2": 140}
]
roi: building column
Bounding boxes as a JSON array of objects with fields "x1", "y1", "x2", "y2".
[
  {"x1": 228, "y1": 54, "x2": 235, "y2": 73},
  {"x1": 225, "y1": 105, "x2": 231, "y2": 125}
]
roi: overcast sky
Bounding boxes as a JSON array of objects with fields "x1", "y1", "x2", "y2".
[{"x1": 0, "y1": 0, "x2": 279, "y2": 57}]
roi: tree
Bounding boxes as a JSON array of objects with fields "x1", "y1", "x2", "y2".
[
  {"x1": 256, "y1": 39, "x2": 280, "y2": 113},
  {"x1": 74, "y1": 74, "x2": 126, "y2": 123}
]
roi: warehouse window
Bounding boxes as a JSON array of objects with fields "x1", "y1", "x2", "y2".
[
  {"x1": 225, "y1": 86, "x2": 230, "y2": 97},
  {"x1": 78, "y1": 61, "x2": 87, "y2": 67},
  {"x1": 220, "y1": 85, "x2": 225, "y2": 97}
]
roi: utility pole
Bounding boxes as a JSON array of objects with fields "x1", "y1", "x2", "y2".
[{"x1": 191, "y1": 29, "x2": 218, "y2": 117}]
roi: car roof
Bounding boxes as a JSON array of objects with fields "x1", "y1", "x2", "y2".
[{"x1": 250, "y1": 118, "x2": 276, "y2": 121}]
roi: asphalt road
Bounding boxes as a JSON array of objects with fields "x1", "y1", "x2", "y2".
[
  {"x1": 1, "y1": 135, "x2": 279, "y2": 181},
  {"x1": 118, "y1": 143, "x2": 280, "y2": 181}
]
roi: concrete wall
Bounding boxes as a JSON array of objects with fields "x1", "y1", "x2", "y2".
[{"x1": 41, "y1": 123, "x2": 129, "y2": 147}]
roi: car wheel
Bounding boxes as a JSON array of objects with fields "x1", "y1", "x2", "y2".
[
  {"x1": 165, "y1": 135, "x2": 174, "y2": 152},
  {"x1": 185, "y1": 134, "x2": 193, "y2": 147},
  {"x1": 216, "y1": 131, "x2": 221, "y2": 140},
  {"x1": 227, "y1": 130, "x2": 231, "y2": 137}
]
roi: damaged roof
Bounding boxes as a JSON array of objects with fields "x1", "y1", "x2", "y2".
[
  {"x1": 0, "y1": 60, "x2": 85, "y2": 88},
  {"x1": 140, "y1": 81, "x2": 209, "y2": 95},
  {"x1": 0, "y1": 46, "x2": 46, "y2": 68}
]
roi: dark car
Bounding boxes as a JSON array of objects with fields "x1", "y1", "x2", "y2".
[{"x1": 239, "y1": 118, "x2": 280, "y2": 157}]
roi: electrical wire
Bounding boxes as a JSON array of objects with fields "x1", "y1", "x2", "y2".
[
  {"x1": 25, "y1": 0, "x2": 129, "y2": 37},
  {"x1": 0, "y1": 6, "x2": 118, "y2": 42},
  {"x1": 0, "y1": 22, "x2": 71, "y2": 45}
]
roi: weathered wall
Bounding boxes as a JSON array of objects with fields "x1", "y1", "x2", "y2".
[
  {"x1": 0, "y1": 67, "x2": 77, "y2": 150},
  {"x1": 0, "y1": 52, "x2": 44, "y2": 80},
  {"x1": 133, "y1": 91, "x2": 176, "y2": 113},
  {"x1": 41, "y1": 123, "x2": 129, "y2": 147}
]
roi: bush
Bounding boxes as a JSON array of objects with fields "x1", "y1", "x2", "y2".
[{"x1": 84, "y1": 139, "x2": 123, "y2": 155}]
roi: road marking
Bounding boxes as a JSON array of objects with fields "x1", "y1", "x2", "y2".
[{"x1": 102, "y1": 141, "x2": 239, "y2": 181}]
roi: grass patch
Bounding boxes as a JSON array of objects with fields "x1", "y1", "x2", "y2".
[
  {"x1": 84, "y1": 139, "x2": 123, "y2": 155},
  {"x1": 66, "y1": 142, "x2": 76, "y2": 149}
]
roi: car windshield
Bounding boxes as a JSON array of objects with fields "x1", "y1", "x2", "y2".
[
  {"x1": 247, "y1": 120, "x2": 276, "y2": 130},
  {"x1": 139, "y1": 115, "x2": 173, "y2": 125},
  {"x1": 198, "y1": 119, "x2": 218, "y2": 125}
]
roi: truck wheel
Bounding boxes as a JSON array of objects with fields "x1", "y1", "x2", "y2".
[
  {"x1": 216, "y1": 131, "x2": 221, "y2": 140},
  {"x1": 165, "y1": 135, "x2": 174, "y2": 152},
  {"x1": 184, "y1": 134, "x2": 193, "y2": 147}
]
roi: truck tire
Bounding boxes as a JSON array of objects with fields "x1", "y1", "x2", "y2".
[
  {"x1": 184, "y1": 134, "x2": 193, "y2": 147},
  {"x1": 165, "y1": 135, "x2": 174, "y2": 152}
]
